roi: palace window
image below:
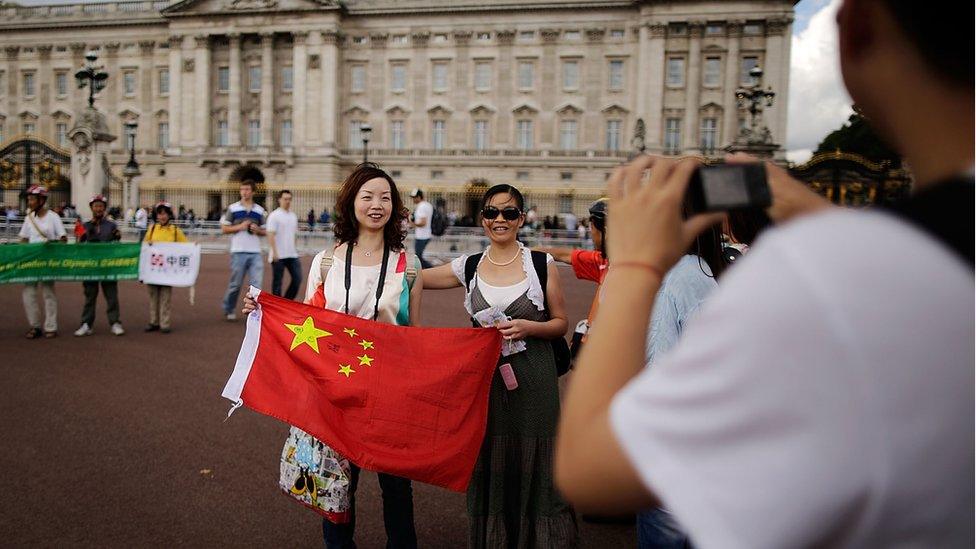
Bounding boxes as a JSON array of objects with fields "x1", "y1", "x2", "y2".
[
  {"x1": 432, "y1": 63, "x2": 448, "y2": 92},
  {"x1": 564, "y1": 30, "x2": 581, "y2": 41},
  {"x1": 391, "y1": 120, "x2": 405, "y2": 149},
  {"x1": 516, "y1": 120, "x2": 533, "y2": 150},
  {"x1": 55, "y1": 72, "x2": 68, "y2": 97},
  {"x1": 700, "y1": 117, "x2": 718, "y2": 152},
  {"x1": 282, "y1": 66, "x2": 293, "y2": 92},
  {"x1": 562, "y1": 60, "x2": 579, "y2": 90},
  {"x1": 391, "y1": 64, "x2": 407, "y2": 93},
  {"x1": 474, "y1": 62, "x2": 492, "y2": 91},
  {"x1": 23, "y1": 73, "x2": 35, "y2": 97},
  {"x1": 608, "y1": 60, "x2": 624, "y2": 90},
  {"x1": 157, "y1": 122, "x2": 169, "y2": 149},
  {"x1": 703, "y1": 57, "x2": 722, "y2": 87},
  {"x1": 606, "y1": 120, "x2": 621, "y2": 151},
  {"x1": 351, "y1": 65, "x2": 366, "y2": 93},
  {"x1": 123, "y1": 71, "x2": 136, "y2": 96},
  {"x1": 216, "y1": 120, "x2": 229, "y2": 146},
  {"x1": 247, "y1": 119, "x2": 260, "y2": 147},
  {"x1": 473, "y1": 120, "x2": 490, "y2": 150},
  {"x1": 431, "y1": 120, "x2": 445, "y2": 150},
  {"x1": 281, "y1": 120, "x2": 292, "y2": 147},
  {"x1": 666, "y1": 58, "x2": 685, "y2": 87},
  {"x1": 610, "y1": 29, "x2": 625, "y2": 39},
  {"x1": 559, "y1": 120, "x2": 578, "y2": 150},
  {"x1": 665, "y1": 118, "x2": 681, "y2": 153},
  {"x1": 217, "y1": 67, "x2": 230, "y2": 92},
  {"x1": 159, "y1": 69, "x2": 169, "y2": 95},
  {"x1": 249, "y1": 66, "x2": 261, "y2": 93},
  {"x1": 56, "y1": 123, "x2": 68, "y2": 147},
  {"x1": 518, "y1": 61, "x2": 534, "y2": 89},
  {"x1": 349, "y1": 120, "x2": 364, "y2": 149},
  {"x1": 741, "y1": 56, "x2": 759, "y2": 85}
]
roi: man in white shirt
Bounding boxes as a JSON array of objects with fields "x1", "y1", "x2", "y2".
[
  {"x1": 266, "y1": 189, "x2": 302, "y2": 300},
  {"x1": 134, "y1": 205, "x2": 148, "y2": 242},
  {"x1": 409, "y1": 188, "x2": 433, "y2": 268},
  {"x1": 555, "y1": 1, "x2": 974, "y2": 547},
  {"x1": 18, "y1": 185, "x2": 67, "y2": 339},
  {"x1": 220, "y1": 180, "x2": 267, "y2": 320}
]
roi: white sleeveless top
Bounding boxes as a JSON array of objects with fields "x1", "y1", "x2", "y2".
[{"x1": 476, "y1": 275, "x2": 530, "y2": 312}]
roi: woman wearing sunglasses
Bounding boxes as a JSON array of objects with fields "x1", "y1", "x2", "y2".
[
  {"x1": 243, "y1": 163, "x2": 422, "y2": 549},
  {"x1": 424, "y1": 184, "x2": 578, "y2": 548}
]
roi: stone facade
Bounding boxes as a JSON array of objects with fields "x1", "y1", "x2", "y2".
[{"x1": 0, "y1": 0, "x2": 796, "y2": 216}]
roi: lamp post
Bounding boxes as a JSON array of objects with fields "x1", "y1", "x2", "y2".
[
  {"x1": 122, "y1": 122, "x2": 141, "y2": 217},
  {"x1": 360, "y1": 123, "x2": 372, "y2": 164},
  {"x1": 75, "y1": 50, "x2": 109, "y2": 108},
  {"x1": 733, "y1": 66, "x2": 776, "y2": 145}
]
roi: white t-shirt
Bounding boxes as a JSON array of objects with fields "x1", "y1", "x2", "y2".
[
  {"x1": 135, "y1": 208, "x2": 148, "y2": 229},
  {"x1": 610, "y1": 209, "x2": 974, "y2": 548},
  {"x1": 414, "y1": 201, "x2": 433, "y2": 240},
  {"x1": 267, "y1": 208, "x2": 299, "y2": 259},
  {"x1": 221, "y1": 201, "x2": 266, "y2": 254},
  {"x1": 18, "y1": 210, "x2": 66, "y2": 243}
]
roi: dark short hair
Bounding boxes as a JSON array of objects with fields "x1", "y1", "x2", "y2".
[
  {"x1": 240, "y1": 180, "x2": 257, "y2": 191},
  {"x1": 278, "y1": 190, "x2": 292, "y2": 199},
  {"x1": 333, "y1": 163, "x2": 407, "y2": 251},
  {"x1": 480, "y1": 184, "x2": 525, "y2": 212},
  {"x1": 881, "y1": 0, "x2": 973, "y2": 87}
]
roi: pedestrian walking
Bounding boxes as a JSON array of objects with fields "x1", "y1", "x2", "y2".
[
  {"x1": 220, "y1": 179, "x2": 266, "y2": 321},
  {"x1": 267, "y1": 190, "x2": 302, "y2": 300},
  {"x1": 18, "y1": 185, "x2": 67, "y2": 339},
  {"x1": 135, "y1": 205, "x2": 148, "y2": 242},
  {"x1": 423, "y1": 184, "x2": 579, "y2": 548},
  {"x1": 73, "y1": 195, "x2": 125, "y2": 337},
  {"x1": 409, "y1": 188, "x2": 434, "y2": 268},
  {"x1": 144, "y1": 202, "x2": 187, "y2": 334},
  {"x1": 243, "y1": 163, "x2": 422, "y2": 549}
]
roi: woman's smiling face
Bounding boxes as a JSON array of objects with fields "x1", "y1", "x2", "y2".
[
  {"x1": 355, "y1": 177, "x2": 393, "y2": 231},
  {"x1": 481, "y1": 192, "x2": 524, "y2": 244}
]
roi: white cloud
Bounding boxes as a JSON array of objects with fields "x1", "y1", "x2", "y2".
[{"x1": 787, "y1": 0, "x2": 853, "y2": 164}]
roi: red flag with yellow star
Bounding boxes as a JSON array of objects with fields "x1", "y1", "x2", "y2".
[{"x1": 222, "y1": 289, "x2": 503, "y2": 492}]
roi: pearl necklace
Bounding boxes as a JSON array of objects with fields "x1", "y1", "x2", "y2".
[{"x1": 486, "y1": 247, "x2": 520, "y2": 266}]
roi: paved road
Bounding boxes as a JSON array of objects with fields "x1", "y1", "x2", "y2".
[{"x1": 0, "y1": 254, "x2": 635, "y2": 548}]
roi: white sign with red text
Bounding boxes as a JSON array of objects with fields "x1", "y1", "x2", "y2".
[{"x1": 139, "y1": 242, "x2": 201, "y2": 287}]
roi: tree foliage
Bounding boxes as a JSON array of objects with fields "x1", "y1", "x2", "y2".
[{"x1": 814, "y1": 113, "x2": 902, "y2": 167}]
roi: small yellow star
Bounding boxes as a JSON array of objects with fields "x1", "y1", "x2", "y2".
[
  {"x1": 338, "y1": 364, "x2": 355, "y2": 378},
  {"x1": 284, "y1": 316, "x2": 332, "y2": 353},
  {"x1": 357, "y1": 354, "x2": 374, "y2": 366},
  {"x1": 343, "y1": 327, "x2": 358, "y2": 338},
  {"x1": 358, "y1": 339, "x2": 374, "y2": 350}
]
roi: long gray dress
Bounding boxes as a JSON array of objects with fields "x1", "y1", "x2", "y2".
[{"x1": 466, "y1": 284, "x2": 579, "y2": 548}]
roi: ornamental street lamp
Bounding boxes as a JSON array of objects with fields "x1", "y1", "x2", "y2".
[
  {"x1": 360, "y1": 123, "x2": 372, "y2": 164},
  {"x1": 75, "y1": 50, "x2": 109, "y2": 109},
  {"x1": 122, "y1": 122, "x2": 141, "y2": 216},
  {"x1": 733, "y1": 66, "x2": 776, "y2": 146}
]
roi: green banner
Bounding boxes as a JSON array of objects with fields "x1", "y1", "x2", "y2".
[{"x1": 0, "y1": 242, "x2": 141, "y2": 284}]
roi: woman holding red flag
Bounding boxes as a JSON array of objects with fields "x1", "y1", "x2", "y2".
[
  {"x1": 244, "y1": 163, "x2": 422, "y2": 549},
  {"x1": 423, "y1": 184, "x2": 579, "y2": 548}
]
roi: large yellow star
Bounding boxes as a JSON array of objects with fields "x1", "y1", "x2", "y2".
[
  {"x1": 357, "y1": 354, "x2": 374, "y2": 367},
  {"x1": 338, "y1": 364, "x2": 355, "y2": 378},
  {"x1": 284, "y1": 316, "x2": 332, "y2": 353},
  {"x1": 358, "y1": 339, "x2": 374, "y2": 350},
  {"x1": 343, "y1": 327, "x2": 358, "y2": 338}
]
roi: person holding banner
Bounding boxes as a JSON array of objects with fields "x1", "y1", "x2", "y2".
[
  {"x1": 144, "y1": 202, "x2": 187, "y2": 334},
  {"x1": 18, "y1": 185, "x2": 67, "y2": 339},
  {"x1": 422, "y1": 184, "x2": 579, "y2": 548},
  {"x1": 74, "y1": 195, "x2": 125, "y2": 337},
  {"x1": 243, "y1": 163, "x2": 422, "y2": 549}
]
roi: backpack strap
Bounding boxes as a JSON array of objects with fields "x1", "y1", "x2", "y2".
[
  {"x1": 404, "y1": 252, "x2": 419, "y2": 289},
  {"x1": 531, "y1": 250, "x2": 550, "y2": 318},
  {"x1": 463, "y1": 253, "x2": 483, "y2": 291}
]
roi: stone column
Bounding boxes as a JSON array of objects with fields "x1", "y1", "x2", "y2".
[
  {"x1": 320, "y1": 30, "x2": 339, "y2": 151},
  {"x1": 682, "y1": 22, "x2": 704, "y2": 152},
  {"x1": 452, "y1": 31, "x2": 472, "y2": 147},
  {"x1": 292, "y1": 31, "x2": 308, "y2": 151},
  {"x1": 765, "y1": 17, "x2": 793, "y2": 154},
  {"x1": 228, "y1": 33, "x2": 242, "y2": 148},
  {"x1": 723, "y1": 22, "x2": 743, "y2": 147},
  {"x1": 166, "y1": 36, "x2": 183, "y2": 153},
  {"x1": 539, "y1": 28, "x2": 560, "y2": 148},
  {"x1": 643, "y1": 23, "x2": 666, "y2": 151},
  {"x1": 194, "y1": 34, "x2": 211, "y2": 150},
  {"x1": 138, "y1": 41, "x2": 155, "y2": 151},
  {"x1": 260, "y1": 32, "x2": 274, "y2": 148},
  {"x1": 69, "y1": 43, "x2": 87, "y2": 117},
  {"x1": 103, "y1": 42, "x2": 121, "y2": 150},
  {"x1": 497, "y1": 30, "x2": 515, "y2": 148},
  {"x1": 37, "y1": 46, "x2": 53, "y2": 138}
]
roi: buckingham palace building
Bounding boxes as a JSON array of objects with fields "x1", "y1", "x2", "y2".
[{"x1": 0, "y1": 0, "x2": 796, "y2": 218}]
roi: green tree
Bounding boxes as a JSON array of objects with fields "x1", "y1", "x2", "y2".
[{"x1": 815, "y1": 113, "x2": 902, "y2": 167}]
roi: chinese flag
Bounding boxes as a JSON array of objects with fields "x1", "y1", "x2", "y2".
[{"x1": 222, "y1": 289, "x2": 503, "y2": 492}]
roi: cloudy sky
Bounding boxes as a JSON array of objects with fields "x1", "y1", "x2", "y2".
[{"x1": 12, "y1": 0, "x2": 851, "y2": 162}]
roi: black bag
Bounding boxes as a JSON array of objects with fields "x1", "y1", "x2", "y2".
[
  {"x1": 464, "y1": 250, "x2": 572, "y2": 376},
  {"x1": 431, "y1": 209, "x2": 448, "y2": 236}
]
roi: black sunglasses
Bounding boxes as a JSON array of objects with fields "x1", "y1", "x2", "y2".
[{"x1": 482, "y1": 206, "x2": 522, "y2": 221}]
